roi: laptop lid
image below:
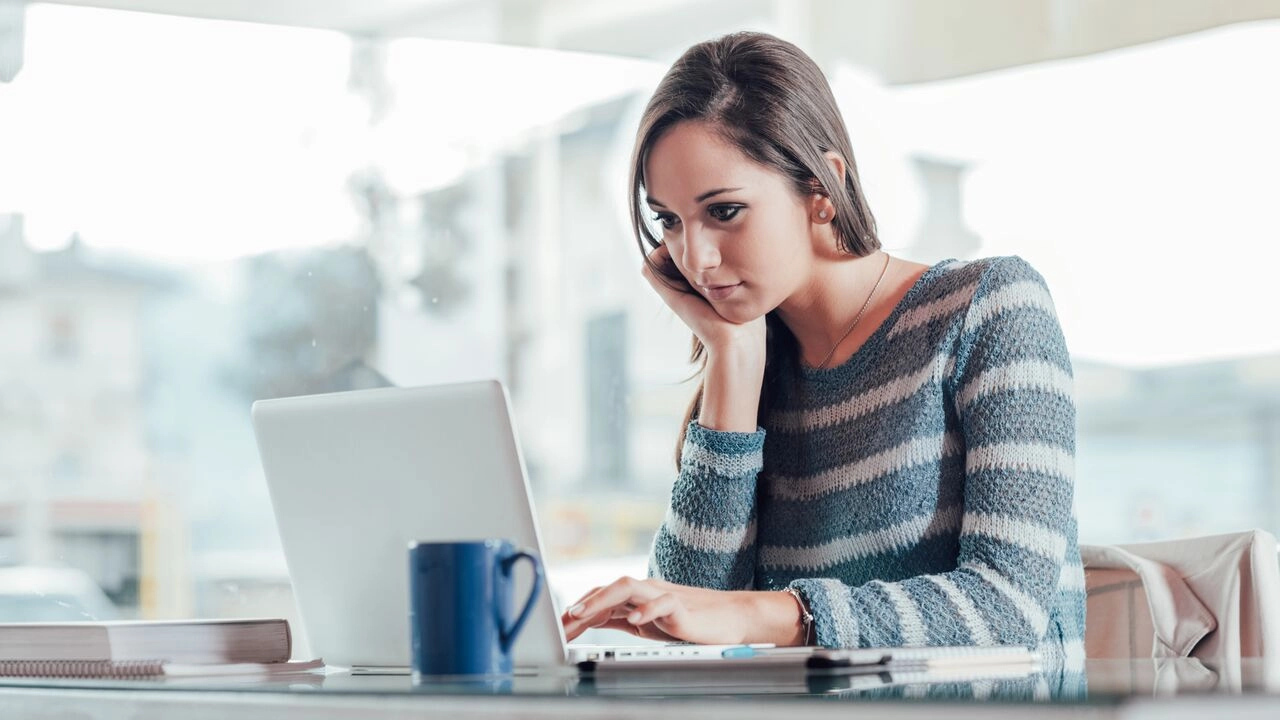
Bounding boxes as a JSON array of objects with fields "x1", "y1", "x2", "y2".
[{"x1": 251, "y1": 380, "x2": 567, "y2": 669}]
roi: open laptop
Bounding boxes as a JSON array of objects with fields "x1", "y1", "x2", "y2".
[{"x1": 250, "y1": 380, "x2": 760, "y2": 672}]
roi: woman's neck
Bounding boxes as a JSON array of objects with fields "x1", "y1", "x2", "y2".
[{"x1": 774, "y1": 250, "x2": 895, "y2": 367}]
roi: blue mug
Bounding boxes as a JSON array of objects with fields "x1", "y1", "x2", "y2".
[{"x1": 408, "y1": 539, "x2": 543, "y2": 678}]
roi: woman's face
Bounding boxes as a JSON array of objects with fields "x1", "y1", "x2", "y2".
[{"x1": 643, "y1": 120, "x2": 815, "y2": 324}]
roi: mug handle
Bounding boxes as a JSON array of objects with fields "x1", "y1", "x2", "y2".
[{"x1": 498, "y1": 549, "x2": 544, "y2": 654}]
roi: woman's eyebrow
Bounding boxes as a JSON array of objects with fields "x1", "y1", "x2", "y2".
[{"x1": 646, "y1": 187, "x2": 744, "y2": 208}]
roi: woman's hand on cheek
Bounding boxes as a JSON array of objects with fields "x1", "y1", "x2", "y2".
[
  {"x1": 560, "y1": 576, "x2": 753, "y2": 645},
  {"x1": 641, "y1": 244, "x2": 765, "y2": 353}
]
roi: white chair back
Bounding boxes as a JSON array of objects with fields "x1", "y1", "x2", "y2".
[{"x1": 1082, "y1": 529, "x2": 1280, "y2": 661}]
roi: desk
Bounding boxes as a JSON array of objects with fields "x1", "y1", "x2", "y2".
[{"x1": 1, "y1": 659, "x2": 1278, "y2": 719}]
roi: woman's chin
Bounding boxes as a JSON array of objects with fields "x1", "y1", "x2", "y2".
[{"x1": 712, "y1": 302, "x2": 764, "y2": 325}]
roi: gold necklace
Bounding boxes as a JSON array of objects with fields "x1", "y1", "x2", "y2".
[{"x1": 816, "y1": 252, "x2": 892, "y2": 369}]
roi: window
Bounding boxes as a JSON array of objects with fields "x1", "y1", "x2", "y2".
[{"x1": 1, "y1": 3, "x2": 1276, "y2": 654}]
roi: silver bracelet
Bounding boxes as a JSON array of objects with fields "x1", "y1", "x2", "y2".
[{"x1": 782, "y1": 586, "x2": 814, "y2": 645}]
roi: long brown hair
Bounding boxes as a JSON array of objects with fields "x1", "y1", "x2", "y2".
[{"x1": 627, "y1": 32, "x2": 881, "y2": 467}]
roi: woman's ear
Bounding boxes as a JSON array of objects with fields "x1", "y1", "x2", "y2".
[
  {"x1": 811, "y1": 196, "x2": 835, "y2": 224},
  {"x1": 809, "y1": 151, "x2": 847, "y2": 224},
  {"x1": 823, "y1": 150, "x2": 847, "y2": 185}
]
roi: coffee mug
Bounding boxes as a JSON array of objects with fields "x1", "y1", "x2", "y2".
[{"x1": 408, "y1": 539, "x2": 543, "y2": 679}]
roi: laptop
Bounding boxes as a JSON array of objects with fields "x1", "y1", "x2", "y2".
[{"x1": 250, "y1": 380, "x2": 761, "y2": 672}]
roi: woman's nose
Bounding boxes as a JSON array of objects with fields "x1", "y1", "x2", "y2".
[{"x1": 681, "y1": 227, "x2": 720, "y2": 275}]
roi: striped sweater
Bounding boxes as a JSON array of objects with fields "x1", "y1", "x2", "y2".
[{"x1": 648, "y1": 255, "x2": 1086, "y2": 666}]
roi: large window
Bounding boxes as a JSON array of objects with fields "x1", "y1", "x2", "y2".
[{"x1": 1, "y1": 2, "x2": 1277, "y2": 656}]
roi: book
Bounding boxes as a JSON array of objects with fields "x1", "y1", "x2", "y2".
[
  {"x1": 0, "y1": 618, "x2": 292, "y2": 665},
  {"x1": 0, "y1": 658, "x2": 324, "y2": 680}
]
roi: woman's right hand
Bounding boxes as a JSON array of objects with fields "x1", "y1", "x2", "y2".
[
  {"x1": 641, "y1": 244, "x2": 767, "y2": 433},
  {"x1": 640, "y1": 244, "x2": 766, "y2": 355}
]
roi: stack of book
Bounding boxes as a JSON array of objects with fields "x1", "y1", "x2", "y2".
[{"x1": 0, "y1": 618, "x2": 322, "y2": 679}]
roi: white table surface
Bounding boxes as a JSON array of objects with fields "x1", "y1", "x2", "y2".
[{"x1": 2, "y1": 658, "x2": 1279, "y2": 720}]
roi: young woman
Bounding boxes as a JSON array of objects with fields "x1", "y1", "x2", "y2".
[{"x1": 561, "y1": 32, "x2": 1085, "y2": 665}]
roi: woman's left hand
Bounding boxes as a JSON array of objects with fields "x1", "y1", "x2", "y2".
[{"x1": 560, "y1": 577, "x2": 762, "y2": 644}]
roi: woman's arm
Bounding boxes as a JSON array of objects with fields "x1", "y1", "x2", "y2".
[
  {"x1": 561, "y1": 247, "x2": 771, "y2": 641},
  {"x1": 646, "y1": 417, "x2": 764, "y2": 592},
  {"x1": 641, "y1": 245, "x2": 769, "y2": 590},
  {"x1": 697, "y1": 338, "x2": 766, "y2": 432}
]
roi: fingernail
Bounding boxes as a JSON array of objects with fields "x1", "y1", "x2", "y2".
[
  {"x1": 568, "y1": 603, "x2": 585, "y2": 617},
  {"x1": 627, "y1": 611, "x2": 641, "y2": 624}
]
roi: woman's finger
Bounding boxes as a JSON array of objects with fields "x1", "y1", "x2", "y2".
[
  {"x1": 562, "y1": 578, "x2": 662, "y2": 640},
  {"x1": 564, "y1": 604, "x2": 645, "y2": 641},
  {"x1": 634, "y1": 622, "x2": 681, "y2": 642},
  {"x1": 565, "y1": 609, "x2": 615, "y2": 641},
  {"x1": 566, "y1": 576, "x2": 660, "y2": 623},
  {"x1": 644, "y1": 242, "x2": 673, "y2": 271},
  {"x1": 593, "y1": 617, "x2": 680, "y2": 643},
  {"x1": 641, "y1": 258, "x2": 678, "y2": 296},
  {"x1": 641, "y1": 263, "x2": 725, "y2": 329},
  {"x1": 560, "y1": 586, "x2": 604, "y2": 624},
  {"x1": 641, "y1": 245, "x2": 695, "y2": 295},
  {"x1": 626, "y1": 592, "x2": 680, "y2": 627},
  {"x1": 563, "y1": 585, "x2": 603, "y2": 614}
]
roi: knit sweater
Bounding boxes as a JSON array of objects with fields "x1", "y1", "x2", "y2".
[{"x1": 648, "y1": 255, "x2": 1086, "y2": 666}]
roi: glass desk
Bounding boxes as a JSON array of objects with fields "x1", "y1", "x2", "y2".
[{"x1": 1, "y1": 658, "x2": 1278, "y2": 719}]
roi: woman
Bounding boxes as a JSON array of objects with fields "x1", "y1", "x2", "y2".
[{"x1": 560, "y1": 31, "x2": 1085, "y2": 664}]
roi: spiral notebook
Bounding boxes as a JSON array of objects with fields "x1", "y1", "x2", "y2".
[
  {"x1": 0, "y1": 618, "x2": 313, "y2": 679},
  {"x1": 0, "y1": 658, "x2": 324, "y2": 679}
]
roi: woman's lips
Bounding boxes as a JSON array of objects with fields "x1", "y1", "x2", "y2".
[{"x1": 701, "y1": 283, "x2": 742, "y2": 301}]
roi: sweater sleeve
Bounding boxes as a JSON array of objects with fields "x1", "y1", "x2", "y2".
[
  {"x1": 789, "y1": 256, "x2": 1077, "y2": 649},
  {"x1": 647, "y1": 420, "x2": 766, "y2": 590}
]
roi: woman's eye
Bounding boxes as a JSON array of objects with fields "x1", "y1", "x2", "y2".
[
  {"x1": 708, "y1": 205, "x2": 742, "y2": 222},
  {"x1": 651, "y1": 213, "x2": 678, "y2": 230}
]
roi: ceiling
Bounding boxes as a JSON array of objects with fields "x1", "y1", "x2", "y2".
[{"x1": 37, "y1": 0, "x2": 1280, "y2": 84}]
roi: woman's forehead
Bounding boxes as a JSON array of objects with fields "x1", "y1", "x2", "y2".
[{"x1": 645, "y1": 122, "x2": 780, "y2": 201}]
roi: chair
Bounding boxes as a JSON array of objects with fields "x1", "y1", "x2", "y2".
[{"x1": 1082, "y1": 529, "x2": 1280, "y2": 661}]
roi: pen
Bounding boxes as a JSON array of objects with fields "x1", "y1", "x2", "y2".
[{"x1": 721, "y1": 646, "x2": 816, "y2": 659}]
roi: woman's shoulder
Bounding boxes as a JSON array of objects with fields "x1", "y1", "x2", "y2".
[
  {"x1": 947, "y1": 254, "x2": 1071, "y2": 380},
  {"x1": 876, "y1": 254, "x2": 1056, "y2": 350},
  {"x1": 918, "y1": 255, "x2": 1054, "y2": 311},
  {"x1": 928, "y1": 254, "x2": 1048, "y2": 289},
  {"x1": 887, "y1": 255, "x2": 1058, "y2": 343},
  {"x1": 964, "y1": 255, "x2": 1059, "y2": 319}
]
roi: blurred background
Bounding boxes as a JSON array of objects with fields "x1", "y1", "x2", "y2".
[{"x1": 1, "y1": 0, "x2": 1278, "y2": 655}]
